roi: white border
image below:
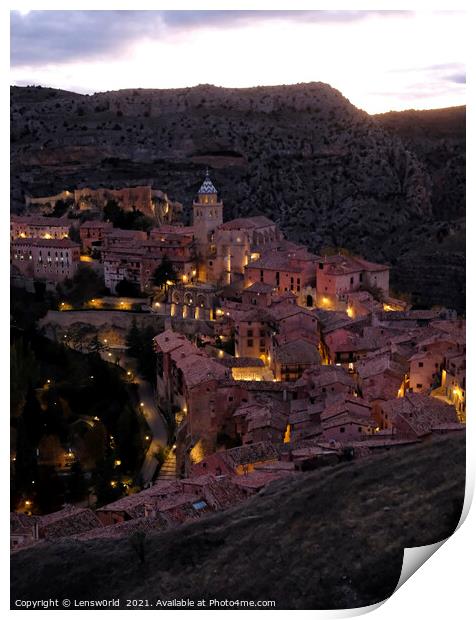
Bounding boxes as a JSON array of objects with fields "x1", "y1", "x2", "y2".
[{"x1": 4, "y1": 1, "x2": 472, "y2": 618}]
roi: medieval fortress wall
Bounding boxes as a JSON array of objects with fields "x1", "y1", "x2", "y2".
[{"x1": 25, "y1": 185, "x2": 183, "y2": 224}]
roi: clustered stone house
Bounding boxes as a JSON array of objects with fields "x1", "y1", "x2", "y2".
[
  {"x1": 11, "y1": 237, "x2": 81, "y2": 283},
  {"x1": 10, "y1": 214, "x2": 80, "y2": 283},
  {"x1": 11, "y1": 173, "x2": 466, "y2": 544}
]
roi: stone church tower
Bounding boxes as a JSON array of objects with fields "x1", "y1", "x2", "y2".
[{"x1": 192, "y1": 170, "x2": 223, "y2": 251}]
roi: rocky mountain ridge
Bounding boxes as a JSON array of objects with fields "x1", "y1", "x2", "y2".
[{"x1": 10, "y1": 83, "x2": 465, "y2": 311}]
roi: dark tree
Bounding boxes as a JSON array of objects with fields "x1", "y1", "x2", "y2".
[
  {"x1": 10, "y1": 339, "x2": 38, "y2": 418},
  {"x1": 65, "y1": 461, "x2": 88, "y2": 503},
  {"x1": 152, "y1": 256, "x2": 177, "y2": 289},
  {"x1": 136, "y1": 325, "x2": 158, "y2": 384},
  {"x1": 50, "y1": 199, "x2": 69, "y2": 217},
  {"x1": 93, "y1": 456, "x2": 124, "y2": 507},
  {"x1": 58, "y1": 264, "x2": 107, "y2": 307},
  {"x1": 103, "y1": 199, "x2": 122, "y2": 225},
  {"x1": 126, "y1": 318, "x2": 141, "y2": 358},
  {"x1": 104, "y1": 200, "x2": 154, "y2": 232},
  {"x1": 21, "y1": 387, "x2": 44, "y2": 446},
  {"x1": 68, "y1": 224, "x2": 81, "y2": 243},
  {"x1": 35, "y1": 466, "x2": 66, "y2": 514},
  {"x1": 116, "y1": 279, "x2": 141, "y2": 297},
  {"x1": 88, "y1": 334, "x2": 106, "y2": 354},
  {"x1": 14, "y1": 412, "x2": 39, "y2": 500},
  {"x1": 126, "y1": 322, "x2": 157, "y2": 384},
  {"x1": 116, "y1": 405, "x2": 142, "y2": 472}
]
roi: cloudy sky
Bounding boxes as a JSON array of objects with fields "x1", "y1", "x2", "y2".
[{"x1": 10, "y1": 9, "x2": 466, "y2": 113}]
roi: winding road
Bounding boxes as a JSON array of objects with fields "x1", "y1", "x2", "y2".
[{"x1": 100, "y1": 347, "x2": 169, "y2": 485}]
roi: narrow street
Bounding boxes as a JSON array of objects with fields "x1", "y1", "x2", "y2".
[{"x1": 100, "y1": 347, "x2": 170, "y2": 485}]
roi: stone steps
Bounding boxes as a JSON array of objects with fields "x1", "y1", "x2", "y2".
[{"x1": 156, "y1": 451, "x2": 177, "y2": 481}]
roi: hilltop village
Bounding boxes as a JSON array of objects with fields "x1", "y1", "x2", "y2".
[{"x1": 10, "y1": 173, "x2": 466, "y2": 549}]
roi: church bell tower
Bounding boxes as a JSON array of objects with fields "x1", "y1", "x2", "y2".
[{"x1": 192, "y1": 170, "x2": 223, "y2": 250}]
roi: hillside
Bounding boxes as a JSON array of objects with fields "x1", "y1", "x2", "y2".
[
  {"x1": 10, "y1": 84, "x2": 465, "y2": 312},
  {"x1": 11, "y1": 433, "x2": 465, "y2": 609}
]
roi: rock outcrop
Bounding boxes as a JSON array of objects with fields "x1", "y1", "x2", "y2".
[{"x1": 10, "y1": 84, "x2": 465, "y2": 311}]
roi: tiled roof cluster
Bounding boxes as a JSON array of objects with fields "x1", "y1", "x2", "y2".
[
  {"x1": 217, "y1": 357, "x2": 265, "y2": 368},
  {"x1": 219, "y1": 216, "x2": 276, "y2": 231},
  {"x1": 295, "y1": 364, "x2": 355, "y2": 391},
  {"x1": 381, "y1": 393, "x2": 462, "y2": 438},
  {"x1": 96, "y1": 481, "x2": 182, "y2": 519},
  {"x1": 79, "y1": 220, "x2": 114, "y2": 229},
  {"x1": 243, "y1": 282, "x2": 275, "y2": 294},
  {"x1": 12, "y1": 215, "x2": 70, "y2": 227},
  {"x1": 274, "y1": 339, "x2": 320, "y2": 365},
  {"x1": 230, "y1": 468, "x2": 294, "y2": 491},
  {"x1": 38, "y1": 506, "x2": 103, "y2": 539},
  {"x1": 320, "y1": 255, "x2": 389, "y2": 275},
  {"x1": 218, "y1": 441, "x2": 280, "y2": 469},
  {"x1": 12, "y1": 238, "x2": 79, "y2": 249},
  {"x1": 233, "y1": 402, "x2": 288, "y2": 434}
]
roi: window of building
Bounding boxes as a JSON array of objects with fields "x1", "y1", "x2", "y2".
[
  {"x1": 260, "y1": 269, "x2": 264, "y2": 282},
  {"x1": 247, "y1": 329, "x2": 253, "y2": 337},
  {"x1": 350, "y1": 277, "x2": 354, "y2": 285},
  {"x1": 416, "y1": 383, "x2": 422, "y2": 388},
  {"x1": 319, "y1": 263, "x2": 324, "y2": 269},
  {"x1": 247, "y1": 339, "x2": 253, "y2": 347},
  {"x1": 418, "y1": 362, "x2": 424, "y2": 367},
  {"x1": 340, "y1": 427, "x2": 345, "y2": 433}
]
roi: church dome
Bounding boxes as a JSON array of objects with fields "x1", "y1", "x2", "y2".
[{"x1": 198, "y1": 170, "x2": 218, "y2": 195}]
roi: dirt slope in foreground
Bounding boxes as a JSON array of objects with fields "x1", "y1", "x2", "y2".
[{"x1": 11, "y1": 433, "x2": 465, "y2": 609}]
